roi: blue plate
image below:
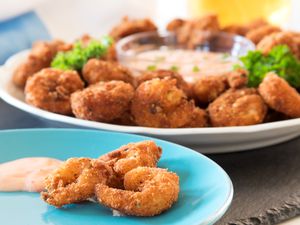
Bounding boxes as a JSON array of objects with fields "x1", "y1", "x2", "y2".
[{"x1": 0, "y1": 129, "x2": 233, "y2": 225}]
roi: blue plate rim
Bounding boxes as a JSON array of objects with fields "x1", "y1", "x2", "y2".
[{"x1": 0, "y1": 128, "x2": 233, "y2": 225}]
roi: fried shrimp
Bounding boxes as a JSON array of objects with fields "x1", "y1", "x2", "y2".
[
  {"x1": 71, "y1": 81, "x2": 134, "y2": 122},
  {"x1": 131, "y1": 78, "x2": 195, "y2": 128},
  {"x1": 245, "y1": 25, "x2": 281, "y2": 45},
  {"x1": 136, "y1": 70, "x2": 192, "y2": 97},
  {"x1": 41, "y1": 158, "x2": 112, "y2": 207},
  {"x1": 208, "y1": 88, "x2": 267, "y2": 126},
  {"x1": 258, "y1": 73, "x2": 300, "y2": 118},
  {"x1": 227, "y1": 69, "x2": 248, "y2": 89},
  {"x1": 183, "y1": 107, "x2": 208, "y2": 127},
  {"x1": 82, "y1": 59, "x2": 134, "y2": 85},
  {"x1": 193, "y1": 75, "x2": 227, "y2": 103},
  {"x1": 95, "y1": 167, "x2": 179, "y2": 216},
  {"x1": 25, "y1": 68, "x2": 84, "y2": 115},
  {"x1": 109, "y1": 16, "x2": 157, "y2": 41},
  {"x1": 257, "y1": 32, "x2": 299, "y2": 58},
  {"x1": 99, "y1": 141, "x2": 162, "y2": 177},
  {"x1": 13, "y1": 40, "x2": 71, "y2": 88}
]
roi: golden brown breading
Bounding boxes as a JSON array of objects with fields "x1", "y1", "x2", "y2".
[
  {"x1": 258, "y1": 72, "x2": 300, "y2": 118},
  {"x1": 41, "y1": 158, "x2": 113, "y2": 207},
  {"x1": 136, "y1": 70, "x2": 192, "y2": 97},
  {"x1": 25, "y1": 68, "x2": 84, "y2": 115},
  {"x1": 222, "y1": 25, "x2": 249, "y2": 36},
  {"x1": 227, "y1": 69, "x2": 248, "y2": 89},
  {"x1": 71, "y1": 81, "x2": 134, "y2": 122},
  {"x1": 166, "y1": 18, "x2": 186, "y2": 32},
  {"x1": 246, "y1": 25, "x2": 281, "y2": 45},
  {"x1": 175, "y1": 14, "x2": 220, "y2": 46},
  {"x1": 193, "y1": 75, "x2": 227, "y2": 103},
  {"x1": 208, "y1": 88, "x2": 267, "y2": 126},
  {"x1": 95, "y1": 167, "x2": 179, "y2": 216},
  {"x1": 82, "y1": 59, "x2": 134, "y2": 85},
  {"x1": 13, "y1": 40, "x2": 72, "y2": 88},
  {"x1": 183, "y1": 107, "x2": 208, "y2": 128},
  {"x1": 131, "y1": 78, "x2": 195, "y2": 128},
  {"x1": 109, "y1": 16, "x2": 157, "y2": 41},
  {"x1": 256, "y1": 31, "x2": 299, "y2": 58}
]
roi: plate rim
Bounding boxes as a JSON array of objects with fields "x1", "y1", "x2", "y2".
[
  {"x1": 1, "y1": 50, "x2": 300, "y2": 136},
  {"x1": 0, "y1": 128, "x2": 233, "y2": 225}
]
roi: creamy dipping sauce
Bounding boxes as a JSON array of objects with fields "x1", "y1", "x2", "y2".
[
  {"x1": 127, "y1": 49, "x2": 237, "y2": 83},
  {"x1": 0, "y1": 157, "x2": 62, "y2": 192}
]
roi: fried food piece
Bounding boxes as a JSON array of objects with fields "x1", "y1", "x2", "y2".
[
  {"x1": 258, "y1": 73, "x2": 300, "y2": 118},
  {"x1": 136, "y1": 70, "x2": 192, "y2": 97},
  {"x1": 246, "y1": 25, "x2": 281, "y2": 45},
  {"x1": 166, "y1": 18, "x2": 186, "y2": 32},
  {"x1": 41, "y1": 158, "x2": 112, "y2": 207},
  {"x1": 131, "y1": 78, "x2": 195, "y2": 128},
  {"x1": 109, "y1": 16, "x2": 157, "y2": 41},
  {"x1": 25, "y1": 68, "x2": 84, "y2": 115},
  {"x1": 82, "y1": 59, "x2": 134, "y2": 85},
  {"x1": 208, "y1": 88, "x2": 267, "y2": 126},
  {"x1": 257, "y1": 32, "x2": 299, "y2": 58},
  {"x1": 227, "y1": 69, "x2": 248, "y2": 88},
  {"x1": 99, "y1": 140, "x2": 162, "y2": 189},
  {"x1": 175, "y1": 14, "x2": 220, "y2": 46},
  {"x1": 222, "y1": 25, "x2": 249, "y2": 36},
  {"x1": 71, "y1": 81, "x2": 134, "y2": 122},
  {"x1": 193, "y1": 75, "x2": 227, "y2": 103},
  {"x1": 96, "y1": 167, "x2": 179, "y2": 216},
  {"x1": 13, "y1": 40, "x2": 71, "y2": 88},
  {"x1": 246, "y1": 18, "x2": 269, "y2": 30},
  {"x1": 99, "y1": 141, "x2": 162, "y2": 176},
  {"x1": 183, "y1": 107, "x2": 208, "y2": 128}
]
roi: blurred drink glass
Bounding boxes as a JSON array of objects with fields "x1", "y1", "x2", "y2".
[{"x1": 187, "y1": 0, "x2": 291, "y2": 27}]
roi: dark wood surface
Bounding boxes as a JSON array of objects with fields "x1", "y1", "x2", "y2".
[{"x1": 0, "y1": 99, "x2": 299, "y2": 225}]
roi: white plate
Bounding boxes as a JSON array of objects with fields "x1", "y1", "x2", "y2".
[{"x1": 1, "y1": 50, "x2": 300, "y2": 153}]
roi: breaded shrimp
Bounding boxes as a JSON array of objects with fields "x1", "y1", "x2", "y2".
[
  {"x1": 258, "y1": 72, "x2": 300, "y2": 118},
  {"x1": 183, "y1": 107, "x2": 208, "y2": 128},
  {"x1": 208, "y1": 88, "x2": 267, "y2": 126},
  {"x1": 95, "y1": 167, "x2": 179, "y2": 216},
  {"x1": 71, "y1": 81, "x2": 134, "y2": 122},
  {"x1": 25, "y1": 68, "x2": 84, "y2": 115},
  {"x1": 13, "y1": 40, "x2": 71, "y2": 88},
  {"x1": 109, "y1": 16, "x2": 157, "y2": 41},
  {"x1": 227, "y1": 69, "x2": 248, "y2": 89},
  {"x1": 41, "y1": 158, "x2": 112, "y2": 208},
  {"x1": 136, "y1": 70, "x2": 192, "y2": 97},
  {"x1": 82, "y1": 59, "x2": 134, "y2": 85},
  {"x1": 257, "y1": 32, "x2": 299, "y2": 58},
  {"x1": 131, "y1": 78, "x2": 195, "y2": 128},
  {"x1": 246, "y1": 25, "x2": 281, "y2": 45},
  {"x1": 193, "y1": 75, "x2": 227, "y2": 103}
]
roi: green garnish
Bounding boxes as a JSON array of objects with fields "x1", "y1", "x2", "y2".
[
  {"x1": 170, "y1": 65, "x2": 179, "y2": 72},
  {"x1": 236, "y1": 45, "x2": 300, "y2": 88},
  {"x1": 51, "y1": 36, "x2": 113, "y2": 71},
  {"x1": 221, "y1": 53, "x2": 230, "y2": 60},
  {"x1": 146, "y1": 65, "x2": 157, "y2": 71},
  {"x1": 192, "y1": 65, "x2": 200, "y2": 73}
]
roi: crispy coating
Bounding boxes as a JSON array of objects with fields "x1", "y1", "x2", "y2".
[
  {"x1": 96, "y1": 167, "x2": 179, "y2": 216},
  {"x1": 166, "y1": 18, "x2": 186, "y2": 32},
  {"x1": 257, "y1": 32, "x2": 299, "y2": 58},
  {"x1": 222, "y1": 25, "x2": 249, "y2": 36},
  {"x1": 246, "y1": 25, "x2": 281, "y2": 45},
  {"x1": 99, "y1": 140, "x2": 162, "y2": 188},
  {"x1": 131, "y1": 78, "x2": 195, "y2": 128},
  {"x1": 136, "y1": 70, "x2": 192, "y2": 97},
  {"x1": 41, "y1": 158, "x2": 112, "y2": 207},
  {"x1": 13, "y1": 40, "x2": 71, "y2": 88},
  {"x1": 109, "y1": 16, "x2": 157, "y2": 41},
  {"x1": 82, "y1": 59, "x2": 134, "y2": 85},
  {"x1": 227, "y1": 69, "x2": 248, "y2": 88},
  {"x1": 71, "y1": 81, "x2": 134, "y2": 122},
  {"x1": 25, "y1": 68, "x2": 84, "y2": 115},
  {"x1": 175, "y1": 14, "x2": 220, "y2": 47},
  {"x1": 258, "y1": 73, "x2": 300, "y2": 118},
  {"x1": 183, "y1": 107, "x2": 208, "y2": 127},
  {"x1": 208, "y1": 88, "x2": 267, "y2": 126},
  {"x1": 193, "y1": 75, "x2": 227, "y2": 103}
]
